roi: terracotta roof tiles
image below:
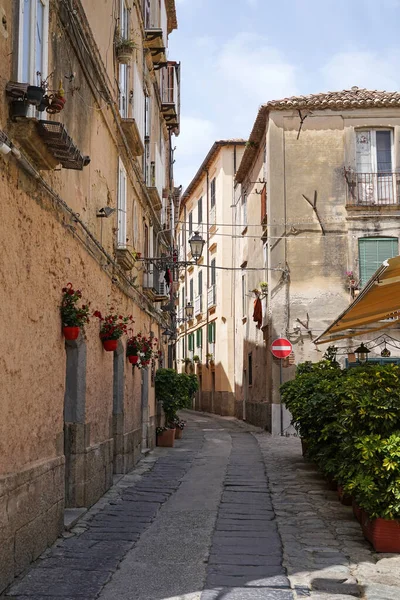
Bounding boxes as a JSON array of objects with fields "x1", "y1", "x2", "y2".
[{"x1": 266, "y1": 87, "x2": 400, "y2": 111}]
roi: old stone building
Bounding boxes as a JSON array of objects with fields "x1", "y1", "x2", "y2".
[
  {"x1": 175, "y1": 141, "x2": 246, "y2": 415},
  {"x1": 234, "y1": 87, "x2": 400, "y2": 433},
  {"x1": 0, "y1": 0, "x2": 180, "y2": 591}
]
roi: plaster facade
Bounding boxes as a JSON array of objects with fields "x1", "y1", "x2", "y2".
[
  {"x1": 235, "y1": 90, "x2": 400, "y2": 434},
  {"x1": 0, "y1": 0, "x2": 180, "y2": 591},
  {"x1": 176, "y1": 142, "x2": 245, "y2": 417}
]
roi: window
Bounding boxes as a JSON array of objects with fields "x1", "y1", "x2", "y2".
[
  {"x1": 248, "y1": 353, "x2": 253, "y2": 386},
  {"x1": 208, "y1": 322, "x2": 216, "y2": 344},
  {"x1": 359, "y1": 237, "x2": 398, "y2": 287},
  {"x1": 18, "y1": 0, "x2": 49, "y2": 85},
  {"x1": 188, "y1": 211, "x2": 193, "y2": 236},
  {"x1": 119, "y1": 1, "x2": 129, "y2": 117},
  {"x1": 210, "y1": 178, "x2": 216, "y2": 209},
  {"x1": 117, "y1": 160, "x2": 127, "y2": 248},
  {"x1": 198, "y1": 270, "x2": 203, "y2": 296},
  {"x1": 211, "y1": 259, "x2": 216, "y2": 286},
  {"x1": 355, "y1": 129, "x2": 395, "y2": 204},
  {"x1": 144, "y1": 223, "x2": 149, "y2": 258},
  {"x1": 142, "y1": 0, "x2": 150, "y2": 27},
  {"x1": 189, "y1": 278, "x2": 194, "y2": 302},
  {"x1": 198, "y1": 197, "x2": 203, "y2": 225},
  {"x1": 188, "y1": 333, "x2": 194, "y2": 352},
  {"x1": 196, "y1": 328, "x2": 203, "y2": 348},
  {"x1": 242, "y1": 274, "x2": 246, "y2": 317},
  {"x1": 181, "y1": 286, "x2": 185, "y2": 308},
  {"x1": 261, "y1": 184, "x2": 267, "y2": 222}
]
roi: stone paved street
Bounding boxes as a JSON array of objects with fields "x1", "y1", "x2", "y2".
[{"x1": 2, "y1": 411, "x2": 400, "y2": 600}]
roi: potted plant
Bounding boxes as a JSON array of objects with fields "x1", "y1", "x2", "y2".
[
  {"x1": 206, "y1": 353, "x2": 215, "y2": 367},
  {"x1": 126, "y1": 333, "x2": 158, "y2": 367},
  {"x1": 193, "y1": 355, "x2": 200, "y2": 363},
  {"x1": 156, "y1": 426, "x2": 176, "y2": 447},
  {"x1": 93, "y1": 310, "x2": 134, "y2": 351},
  {"x1": 10, "y1": 98, "x2": 29, "y2": 119},
  {"x1": 259, "y1": 281, "x2": 268, "y2": 294},
  {"x1": 172, "y1": 418, "x2": 185, "y2": 439},
  {"x1": 115, "y1": 29, "x2": 136, "y2": 64},
  {"x1": 60, "y1": 283, "x2": 90, "y2": 340}
]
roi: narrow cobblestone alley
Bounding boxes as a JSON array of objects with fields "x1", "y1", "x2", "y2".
[{"x1": 2, "y1": 412, "x2": 400, "y2": 600}]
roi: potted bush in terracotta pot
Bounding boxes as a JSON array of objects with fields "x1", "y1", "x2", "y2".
[
  {"x1": 60, "y1": 283, "x2": 90, "y2": 340},
  {"x1": 94, "y1": 310, "x2": 134, "y2": 352}
]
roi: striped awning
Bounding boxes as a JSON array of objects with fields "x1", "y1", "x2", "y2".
[{"x1": 314, "y1": 255, "x2": 400, "y2": 344}]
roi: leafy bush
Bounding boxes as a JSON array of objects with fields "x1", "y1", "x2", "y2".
[{"x1": 155, "y1": 369, "x2": 181, "y2": 423}]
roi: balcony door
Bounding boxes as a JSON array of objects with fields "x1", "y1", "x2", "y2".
[{"x1": 356, "y1": 130, "x2": 394, "y2": 204}]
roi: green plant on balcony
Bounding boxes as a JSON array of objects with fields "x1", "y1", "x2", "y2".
[{"x1": 115, "y1": 29, "x2": 137, "y2": 64}]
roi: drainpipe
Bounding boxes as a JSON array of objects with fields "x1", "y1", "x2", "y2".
[{"x1": 183, "y1": 204, "x2": 188, "y2": 361}]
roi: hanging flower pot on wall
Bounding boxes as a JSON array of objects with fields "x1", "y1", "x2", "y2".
[
  {"x1": 103, "y1": 339, "x2": 118, "y2": 352},
  {"x1": 128, "y1": 354, "x2": 139, "y2": 365},
  {"x1": 62, "y1": 326, "x2": 80, "y2": 341}
]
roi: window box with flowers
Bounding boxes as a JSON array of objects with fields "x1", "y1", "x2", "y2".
[
  {"x1": 60, "y1": 283, "x2": 90, "y2": 340},
  {"x1": 93, "y1": 310, "x2": 134, "y2": 351}
]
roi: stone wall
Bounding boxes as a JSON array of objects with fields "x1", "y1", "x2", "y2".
[{"x1": 0, "y1": 456, "x2": 64, "y2": 592}]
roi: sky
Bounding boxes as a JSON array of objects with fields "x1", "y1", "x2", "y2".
[{"x1": 168, "y1": 0, "x2": 400, "y2": 190}]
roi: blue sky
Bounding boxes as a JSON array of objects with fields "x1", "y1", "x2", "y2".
[{"x1": 168, "y1": 0, "x2": 400, "y2": 189}]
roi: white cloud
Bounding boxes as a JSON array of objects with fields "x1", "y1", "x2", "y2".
[{"x1": 321, "y1": 50, "x2": 400, "y2": 92}]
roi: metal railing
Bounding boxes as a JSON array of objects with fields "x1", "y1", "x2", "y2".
[
  {"x1": 207, "y1": 285, "x2": 216, "y2": 308},
  {"x1": 194, "y1": 294, "x2": 203, "y2": 316},
  {"x1": 344, "y1": 169, "x2": 400, "y2": 206}
]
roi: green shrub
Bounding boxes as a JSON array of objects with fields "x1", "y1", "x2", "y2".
[{"x1": 155, "y1": 369, "x2": 180, "y2": 423}]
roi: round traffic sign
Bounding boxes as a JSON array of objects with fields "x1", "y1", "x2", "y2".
[{"x1": 271, "y1": 338, "x2": 292, "y2": 359}]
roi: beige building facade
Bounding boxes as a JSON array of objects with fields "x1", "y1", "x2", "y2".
[
  {"x1": 0, "y1": 0, "x2": 180, "y2": 591},
  {"x1": 235, "y1": 88, "x2": 400, "y2": 434},
  {"x1": 176, "y1": 141, "x2": 245, "y2": 416}
]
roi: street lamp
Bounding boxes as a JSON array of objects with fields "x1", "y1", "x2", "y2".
[
  {"x1": 162, "y1": 328, "x2": 172, "y2": 344},
  {"x1": 185, "y1": 302, "x2": 194, "y2": 320},
  {"x1": 189, "y1": 231, "x2": 205, "y2": 263},
  {"x1": 354, "y1": 342, "x2": 370, "y2": 363}
]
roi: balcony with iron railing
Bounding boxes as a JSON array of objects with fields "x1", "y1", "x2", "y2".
[
  {"x1": 344, "y1": 168, "x2": 400, "y2": 207},
  {"x1": 194, "y1": 294, "x2": 203, "y2": 317},
  {"x1": 161, "y1": 62, "x2": 180, "y2": 132},
  {"x1": 143, "y1": 265, "x2": 169, "y2": 302},
  {"x1": 207, "y1": 285, "x2": 216, "y2": 308}
]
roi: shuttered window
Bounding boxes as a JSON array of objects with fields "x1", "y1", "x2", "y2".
[
  {"x1": 188, "y1": 333, "x2": 194, "y2": 352},
  {"x1": 196, "y1": 328, "x2": 203, "y2": 348},
  {"x1": 117, "y1": 160, "x2": 127, "y2": 247},
  {"x1": 208, "y1": 322, "x2": 216, "y2": 344},
  {"x1": 359, "y1": 237, "x2": 398, "y2": 286}
]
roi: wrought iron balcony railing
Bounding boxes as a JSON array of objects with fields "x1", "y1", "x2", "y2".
[{"x1": 344, "y1": 169, "x2": 400, "y2": 206}]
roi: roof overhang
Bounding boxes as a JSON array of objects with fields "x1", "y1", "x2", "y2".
[{"x1": 314, "y1": 255, "x2": 400, "y2": 344}]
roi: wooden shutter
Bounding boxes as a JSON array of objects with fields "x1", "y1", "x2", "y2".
[
  {"x1": 196, "y1": 328, "x2": 202, "y2": 348},
  {"x1": 260, "y1": 184, "x2": 267, "y2": 222},
  {"x1": 359, "y1": 237, "x2": 398, "y2": 286},
  {"x1": 208, "y1": 322, "x2": 215, "y2": 344}
]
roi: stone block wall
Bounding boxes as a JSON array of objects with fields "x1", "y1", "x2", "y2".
[{"x1": 0, "y1": 456, "x2": 64, "y2": 592}]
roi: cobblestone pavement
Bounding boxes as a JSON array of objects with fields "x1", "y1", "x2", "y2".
[{"x1": 2, "y1": 411, "x2": 400, "y2": 600}]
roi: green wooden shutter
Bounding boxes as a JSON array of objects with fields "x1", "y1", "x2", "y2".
[
  {"x1": 208, "y1": 322, "x2": 216, "y2": 344},
  {"x1": 359, "y1": 237, "x2": 398, "y2": 286},
  {"x1": 188, "y1": 334, "x2": 194, "y2": 352},
  {"x1": 196, "y1": 328, "x2": 202, "y2": 348}
]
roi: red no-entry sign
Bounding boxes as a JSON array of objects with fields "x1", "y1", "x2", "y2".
[{"x1": 271, "y1": 338, "x2": 292, "y2": 359}]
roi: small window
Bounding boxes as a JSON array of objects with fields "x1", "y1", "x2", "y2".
[
  {"x1": 198, "y1": 270, "x2": 203, "y2": 296},
  {"x1": 359, "y1": 237, "x2": 398, "y2": 287},
  {"x1": 196, "y1": 328, "x2": 203, "y2": 348},
  {"x1": 117, "y1": 160, "x2": 127, "y2": 248},
  {"x1": 181, "y1": 286, "x2": 185, "y2": 308},
  {"x1": 248, "y1": 353, "x2": 253, "y2": 386},
  {"x1": 198, "y1": 197, "x2": 203, "y2": 225},
  {"x1": 210, "y1": 178, "x2": 216, "y2": 209},
  {"x1": 189, "y1": 278, "x2": 194, "y2": 302},
  {"x1": 188, "y1": 211, "x2": 193, "y2": 236},
  {"x1": 188, "y1": 333, "x2": 194, "y2": 352},
  {"x1": 211, "y1": 259, "x2": 216, "y2": 286},
  {"x1": 208, "y1": 322, "x2": 216, "y2": 344}
]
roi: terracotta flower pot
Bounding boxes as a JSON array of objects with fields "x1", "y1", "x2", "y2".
[
  {"x1": 103, "y1": 339, "x2": 118, "y2": 352},
  {"x1": 63, "y1": 326, "x2": 80, "y2": 341},
  {"x1": 362, "y1": 515, "x2": 400, "y2": 552},
  {"x1": 175, "y1": 428, "x2": 183, "y2": 439},
  {"x1": 156, "y1": 428, "x2": 175, "y2": 447},
  {"x1": 128, "y1": 355, "x2": 139, "y2": 365}
]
